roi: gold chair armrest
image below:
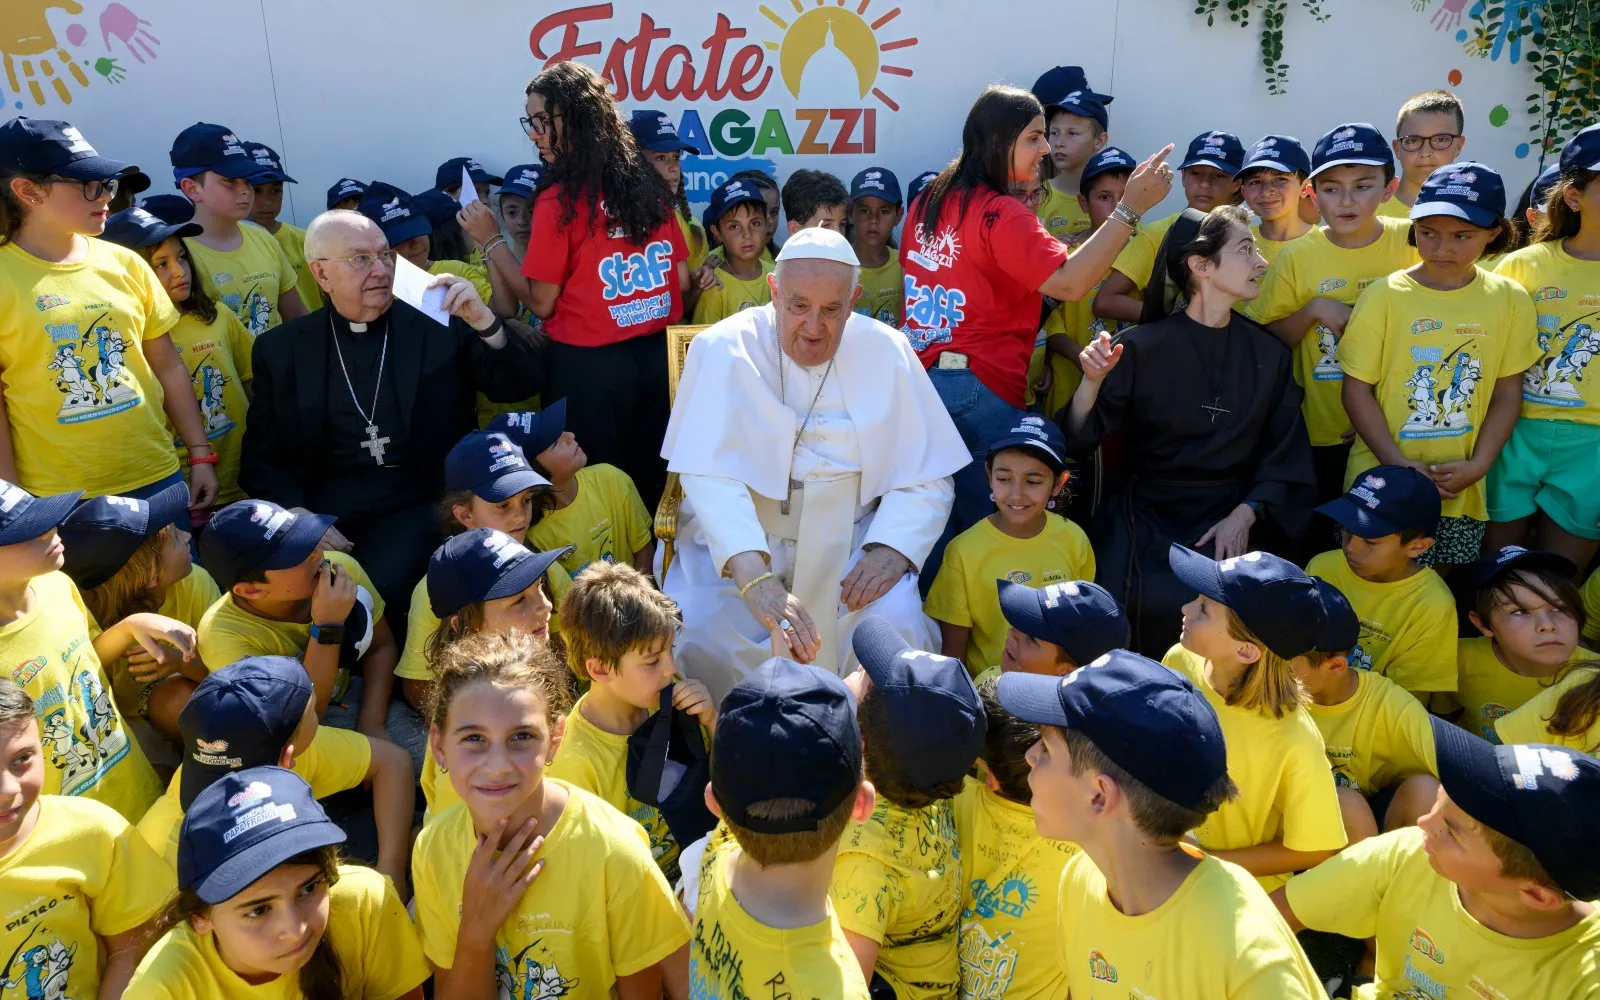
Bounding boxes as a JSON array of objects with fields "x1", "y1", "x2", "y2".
[{"x1": 654, "y1": 472, "x2": 683, "y2": 576}]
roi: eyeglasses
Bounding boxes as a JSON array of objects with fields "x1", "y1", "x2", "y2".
[
  {"x1": 312, "y1": 250, "x2": 397, "y2": 272},
  {"x1": 38, "y1": 176, "x2": 120, "y2": 201},
  {"x1": 519, "y1": 112, "x2": 561, "y2": 137},
  {"x1": 1396, "y1": 133, "x2": 1461, "y2": 152}
]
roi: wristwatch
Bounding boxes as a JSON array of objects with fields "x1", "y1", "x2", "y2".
[{"x1": 310, "y1": 623, "x2": 345, "y2": 646}]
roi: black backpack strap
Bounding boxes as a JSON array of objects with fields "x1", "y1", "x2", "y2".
[{"x1": 1139, "y1": 207, "x2": 1208, "y2": 325}]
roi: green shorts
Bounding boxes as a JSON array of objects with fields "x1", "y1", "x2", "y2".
[{"x1": 1487, "y1": 418, "x2": 1600, "y2": 541}]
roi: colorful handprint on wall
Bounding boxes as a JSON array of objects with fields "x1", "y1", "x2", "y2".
[{"x1": 0, "y1": 0, "x2": 156, "y2": 107}]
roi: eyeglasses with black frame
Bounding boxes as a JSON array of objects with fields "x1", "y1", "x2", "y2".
[
  {"x1": 1396, "y1": 133, "x2": 1461, "y2": 153},
  {"x1": 36, "y1": 176, "x2": 120, "y2": 201},
  {"x1": 519, "y1": 112, "x2": 561, "y2": 137}
]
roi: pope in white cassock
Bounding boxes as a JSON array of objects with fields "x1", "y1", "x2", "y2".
[{"x1": 659, "y1": 228, "x2": 967, "y2": 700}]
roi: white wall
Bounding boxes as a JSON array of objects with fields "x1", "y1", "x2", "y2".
[{"x1": 6, "y1": 0, "x2": 1552, "y2": 226}]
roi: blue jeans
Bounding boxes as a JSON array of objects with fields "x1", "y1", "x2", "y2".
[{"x1": 920, "y1": 368, "x2": 1026, "y2": 592}]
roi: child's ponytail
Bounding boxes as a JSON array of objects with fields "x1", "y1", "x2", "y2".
[
  {"x1": 80, "y1": 527, "x2": 171, "y2": 627},
  {"x1": 1224, "y1": 607, "x2": 1309, "y2": 719},
  {"x1": 1546, "y1": 664, "x2": 1600, "y2": 752},
  {"x1": 0, "y1": 173, "x2": 34, "y2": 246}
]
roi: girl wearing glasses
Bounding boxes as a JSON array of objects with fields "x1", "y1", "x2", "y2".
[{"x1": 0, "y1": 117, "x2": 219, "y2": 523}]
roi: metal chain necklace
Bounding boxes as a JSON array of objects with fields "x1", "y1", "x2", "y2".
[
  {"x1": 330, "y1": 314, "x2": 391, "y2": 464},
  {"x1": 776, "y1": 332, "x2": 835, "y2": 515}
]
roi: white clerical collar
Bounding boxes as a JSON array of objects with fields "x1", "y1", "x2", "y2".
[{"x1": 348, "y1": 322, "x2": 367, "y2": 333}]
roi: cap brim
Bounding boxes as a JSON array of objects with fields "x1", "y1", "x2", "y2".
[
  {"x1": 644, "y1": 138, "x2": 701, "y2": 155},
  {"x1": 996, "y1": 672, "x2": 1071, "y2": 727},
  {"x1": 145, "y1": 482, "x2": 192, "y2": 535},
  {"x1": 1309, "y1": 157, "x2": 1390, "y2": 179},
  {"x1": 204, "y1": 158, "x2": 272, "y2": 180},
  {"x1": 0, "y1": 489, "x2": 84, "y2": 545},
  {"x1": 260, "y1": 513, "x2": 337, "y2": 571},
  {"x1": 499, "y1": 185, "x2": 534, "y2": 201},
  {"x1": 1410, "y1": 201, "x2": 1499, "y2": 228},
  {"x1": 378, "y1": 215, "x2": 432, "y2": 246},
  {"x1": 987, "y1": 436, "x2": 1065, "y2": 471},
  {"x1": 1240, "y1": 158, "x2": 1305, "y2": 176},
  {"x1": 1167, "y1": 543, "x2": 1228, "y2": 604},
  {"x1": 251, "y1": 170, "x2": 298, "y2": 184},
  {"x1": 532, "y1": 399, "x2": 567, "y2": 456},
  {"x1": 56, "y1": 156, "x2": 140, "y2": 182},
  {"x1": 1179, "y1": 158, "x2": 1240, "y2": 175},
  {"x1": 850, "y1": 616, "x2": 909, "y2": 689},
  {"x1": 473, "y1": 467, "x2": 550, "y2": 503},
  {"x1": 1314, "y1": 496, "x2": 1402, "y2": 539},
  {"x1": 997, "y1": 579, "x2": 1050, "y2": 639},
  {"x1": 484, "y1": 545, "x2": 573, "y2": 602},
  {"x1": 1431, "y1": 716, "x2": 1521, "y2": 842},
  {"x1": 192, "y1": 816, "x2": 347, "y2": 903},
  {"x1": 1457, "y1": 549, "x2": 1578, "y2": 594},
  {"x1": 124, "y1": 170, "x2": 152, "y2": 195}
]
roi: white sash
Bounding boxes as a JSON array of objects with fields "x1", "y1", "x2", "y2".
[{"x1": 751, "y1": 474, "x2": 860, "y2": 675}]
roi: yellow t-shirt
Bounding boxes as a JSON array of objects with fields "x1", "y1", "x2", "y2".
[
  {"x1": 1376, "y1": 197, "x2": 1412, "y2": 221},
  {"x1": 0, "y1": 239, "x2": 182, "y2": 497},
  {"x1": 268, "y1": 221, "x2": 324, "y2": 313},
  {"x1": 1252, "y1": 222, "x2": 1309, "y2": 268},
  {"x1": 1495, "y1": 662, "x2": 1600, "y2": 754},
  {"x1": 924, "y1": 516, "x2": 1096, "y2": 674},
  {"x1": 1450, "y1": 637, "x2": 1595, "y2": 743},
  {"x1": 1162, "y1": 645, "x2": 1347, "y2": 890},
  {"x1": 124, "y1": 864, "x2": 428, "y2": 1000},
  {"x1": 691, "y1": 829, "x2": 871, "y2": 1000},
  {"x1": 3, "y1": 571, "x2": 160, "y2": 820},
  {"x1": 1246, "y1": 218, "x2": 1420, "y2": 446},
  {"x1": 829, "y1": 798, "x2": 962, "y2": 1000},
  {"x1": 1492, "y1": 240, "x2": 1600, "y2": 424},
  {"x1": 1338, "y1": 268, "x2": 1542, "y2": 519},
  {"x1": 951, "y1": 779, "x2": 1077, "y2": 1000},
  {"x1": 430, "y1": 259, "x2": 494, "y2": 307},
  {"x1": 854, "y1": 256, "x2": 903, "y2": 327},
  {"x1": 1038, "y1": 287, "x2": 1109, "y2": 417},
  {"x1": 1585, "y1": 568, "x2": 1600, "y2": 645},
  {"x1": 526, "y1": 464, "x2": 653, "y2": 580},
  {"x1": 546, "y1": 692, "x2": 680, "y2": 878},
  {"x1": 1306, "y1": 550, "x2": 1459, "y2": 694},
  {"x1": 1109, "y1": 211, "x2": 1179, "y2": 296},
  {"x1": 394, "y1": 561, "x2": 573, "y2": 684},
  {"x1": 135, "y1": 725, "x2": 372, "y2": 866},
  {"x1": 1036, "y1": 185, "x2": 1089, "y2": 243},
  {"x1": 100, "y1": 567, "x2": 221, "y2": 718},
  {"x1": 1286, "y1": 825, "x2": 1600, "y2": 1000},
  {"x1": 1304, "y1": 669, "x2": 1438, "y2": 795},
  {"x1": 692, "y1": 261, "x2": 775, "y2": 324},
  {"x1": 185, "y1": 226, "x2": 297, "y2": 338},
  {"x1": 413, "y1": 783, "x2": 690, "y2": 990},
  {"x1": 679, "y1": 212, "x2": 709, "y2": 273},
  {"x1": 195, "y1": 551, "x2": 382, "y2": 703},
  {"x1": 0, "y1": 796, "x2": 173, "y2": 999},
  {"x1": 1057, "y1": 850, "x2": 1325, "y2": 999},
  {"x1": 165, "y1": 310, "x2": 253, "y2": 504}
]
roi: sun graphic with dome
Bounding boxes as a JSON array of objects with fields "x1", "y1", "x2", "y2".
[{"x1": 759, "y1": 0, "x2": 917, "y2": 110}]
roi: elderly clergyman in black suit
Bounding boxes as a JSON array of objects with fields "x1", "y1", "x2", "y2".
[{"x1": 241, "y1": 209, "x2": 542, "y2": 620}]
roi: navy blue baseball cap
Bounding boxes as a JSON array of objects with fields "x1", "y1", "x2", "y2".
[
  {"x1": 436, "y1": 157, "x2": 502, "y2": 190},
  {"x1": 1180, "y1": 130, "x2": 1246, "y2": 175},
  {"x1": 1241, "y1": 135, "x2": 1311, "y2": 178},
  {"x1": 1529, "y1": 163, "x2": 1562, "y2": 213},
  {"x1": 851, "y1": 616, "x2": 985, "y2": 793},
  {"x1": 713, "y1": 657, "x2": 863, "y2": 833},
  {"x1": 907, "y1": 171, "x2": 940, "y2": 205},
  {"x1": 138, "y1": 193, "x2": 196, "y2": 225},
  {"x1": 987, "y1": 415, "x2": 1066, "y2": 473},
  {"x1": 444, "y1": 430, "x2": 550, "y2": 501},
  {"x1": 1433, "y1": 719, "x2": 1600, "y2": 899},
  {"x1": 1052, "y1": 90, "x2": 1111, "y2": 131},
  {"x1": 1169, "y1": 544, "x2": 1326, "y2": 660},
  {"x1": 1030, "y1": 66, "x2": 1096, "y2": 108},
  {"x1": 245, "y1": 142, "x2": 296, "y2": 184},
  {"x1": 0, "y1": 117, "x2": 139, "y2": 182},
  {"x1": 169, "y1": 122, "x2": 260, "y2": 181},
  {"x1": 1316, "y1": 464, "x2": 1440, "y2": 539},
  {"x1": 997, "y1": 579, "x2": 1128, "y2": 666},
  {"x1": 178, "y1": 766, "x2": 346, "y2": 904},
  {"x1": 413, "y1": 188, "x2": 462, "y2": 229},
  {"x1": 59, "y1": 483, "x2": 190, "y2": 590},
  {"x1": 358, "y1": 182, "x2": 431, "y2": 246},
  {"x1": 198, "y1": 500, "x2": 336, "y2": 592},
  {"x1": 485, "y1": 399, "x2": 567, "y2": 458},
  {"x1": 326, "y1": 177, "x2": 366, "y2": 210},
  {"x1": 499, "y1": 163, "x2": 545, "y2": 202},
  {"x1": 703, "y1": 177, "x2": 769, "y2": 232},
  {"x1": 629, "y1": 109, "x2": 701, "y2": 155},
  {"x1": 997, "y1": 648, "x2": 1228, "y2": 811},
  {"x1": 1560, "y1": 123, "x2": 1600, "y2": 174},
  {"x1": 99, "y1": 206, "x2": 202, "y2": 251},
  {"x1": 1412, "y1": 161, "x2": 1506, "y2": 228},
  {"x1": 1312, "y1": 578, "x2": 1360, "y2": 654},
  {"x1": 0, "y1": 480, "x2": 81, "y2": 547},
  {"x1": 1310, "y1": 123, "x2": 1394, "y2": 179},
  {"x1": 1081, "y1": 147, "x2": 1137, "y2": 190},
  {"x1": 850, "y1": 167, "x2": 902, "y2": 205},
  {"x1": 427, "y1": 528, "x2": 571, "y2": 618},
  {"x1": 1454, "y1": 545, "x2": 1578, "y2": 597},
  {"x1": 178, "y1": 656, "x2": 314, "y2": 809}
]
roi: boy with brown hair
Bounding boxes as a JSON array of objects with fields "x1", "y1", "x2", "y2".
[
  {"x1": 553, "y1": 561, "x2": 716, "y2": 878},
  {"x1": 1382, "y1": 89, "x2": 1467, "y2": 219},
  {"x1": 691, "y1": 657, "x2": 876, "y2": 998}
]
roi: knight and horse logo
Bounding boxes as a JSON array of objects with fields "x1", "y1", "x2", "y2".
[{"x1": 46, "y1": 312, "x2": 140, "y2": 424}]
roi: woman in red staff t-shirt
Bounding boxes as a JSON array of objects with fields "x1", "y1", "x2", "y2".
[
  {"x1": 901, "y1": 84, "x2": 1173, "y2": 566},
  {"x1": 498, "y1": 60, "x2": 688, "y2": 511}
]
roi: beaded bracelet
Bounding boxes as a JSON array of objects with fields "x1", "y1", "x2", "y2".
[{"x1": 738, "y1": 571, "x2": 775, "y2": 597}]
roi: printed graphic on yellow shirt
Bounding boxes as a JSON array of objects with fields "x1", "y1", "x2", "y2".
[
  {"x1": 1523, "y1": 312, "x2": 1600, "y2": 409},
  {"x1": 959, "y1": 869, "x2": 1040, "y2": 997},
  {"x1": 1395, "y1": 335, "x2": 1483, "y2": 441},
  {"x1": 0, "y1": 926, "x2": 81, "y2": 1000},
  {"x1": 494, "y1": 939, "x2": 581, "y2": 1000},
  {"x1": 21, "y1": 654, "x2": 131, "y2": 799},
  {"x1": 44, "y1": 310, "x2": 142, "y2": 425},
  {"x1": 212, "y1": 272, "x2": 275, "y2": 337}
]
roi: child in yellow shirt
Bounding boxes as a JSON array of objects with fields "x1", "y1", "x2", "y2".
[
  {"x1": 926, "y1": 419, "x2": 1094, "y2": 673},
  {"x1": 243, "y1": 141, "x2": 324, "y2": 312},
  {"x1": 0, "y1": 680, "x2": 172, "y2": 1000},
  {"x1": 692, "y1": 657, "x2": 874, "y2": 999},
  {"x1": 413, "y1": 630, "x2": 690, "y2": 996},
  {"x1": 551, "y1": 562, "x2": 714, "y2": 879},
  {"x1": 1030, "y1": 74, "x2": 1111, "y2": 244},
  {"x1": 1340, "y1": 162, "x2": 1539, "y2": 564},
  {"x1": 831, "y1": 618, "x2": 985, "y2": 999},
  {"x1": 1164, "y1": 543, "x2": 1348, "y2": 889},
  {"x1": 127, "y1": 766, "x2": 429, "y2": 1000},
  {"x1": 1381, "y1": 89, "x2": 1467, "y2": 220},
  {"x1": 1308, "y1": 465, "x2": 1460, "y2": 697},
  {"x1": 692, "y1": 178, "x2": 774, "y2": 324},
  {"x1": 980, "y1": 578, "x2": 1126, "y2": 687},
  {"x1": 998, "y1": 651, "x2": 1325, "y2": 998},
  {"x1": 848, "y1": 167, "x2": 904, "y2": 326},
  {"x1": 1495, "y1": 658, "x2": 1600, "y2": 754},
  {"x1": 1238, "y1": 135, "x2": 1313, "y2": 264},
  {"x1": 1276, "y1": 723, "x2": 1600, "y2": 998}
]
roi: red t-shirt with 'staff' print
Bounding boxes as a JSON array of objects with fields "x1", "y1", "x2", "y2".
[
  {"x1": 521, "y1": 184, "x2": 688, "y2": 348},
  {"x1": 899, "y1": 189, "x2": 1069, "y2": 407}
]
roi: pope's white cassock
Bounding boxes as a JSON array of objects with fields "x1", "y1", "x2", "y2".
[{"x1": 658, "y1": 303, "x2": 967, "y2": 700}]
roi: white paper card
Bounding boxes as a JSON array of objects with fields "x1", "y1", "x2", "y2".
[
  {"x1": 392, "y1": 254, "x2": 451, "y2": 326},
  {"x1": 457, "y1": 165, "x2": 479, "y2": 208}
]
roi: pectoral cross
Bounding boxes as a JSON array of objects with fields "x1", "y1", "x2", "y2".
[
  {"x1": 781, "y1": 478, "x2": 803, "y2": 516},
  {"x1": 1201, "y1": 396, "x2": 1230, "y2": 424},
  {"x1": 360, "y1": 423, "x2": 390, "y2": 464}
]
